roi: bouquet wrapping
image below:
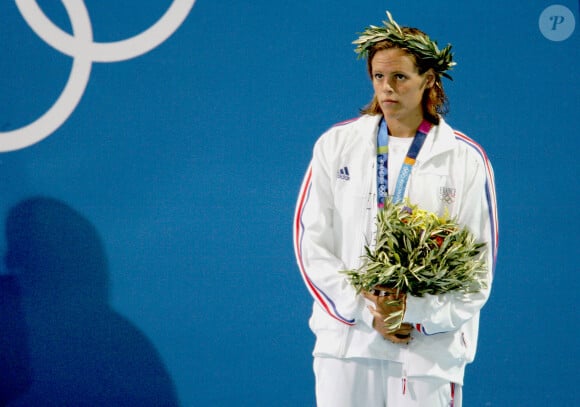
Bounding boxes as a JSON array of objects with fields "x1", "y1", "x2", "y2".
[{"x1": 344, "y1": 198, "x2": 488, "y2": 331}]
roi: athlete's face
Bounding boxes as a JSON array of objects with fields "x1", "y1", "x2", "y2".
[{"x1": 371, "y1": 48, "x2": 434, "y2": 123}]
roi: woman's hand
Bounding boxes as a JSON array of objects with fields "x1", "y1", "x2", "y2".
[{"x1": 363, "y1": 287, "x2": 413, "y2": 344}]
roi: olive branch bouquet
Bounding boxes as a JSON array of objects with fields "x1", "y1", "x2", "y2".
[{"x1": 343, "y1": 199, "x2": 488, "y2": 331}]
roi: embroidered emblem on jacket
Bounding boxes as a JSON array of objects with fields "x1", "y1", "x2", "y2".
[
  {"x1": 337, "y1": 166, "x2": 350, "y2": 181},
  {"x1": 439, "y1": 187, "x2": 456, "y2": 204}
]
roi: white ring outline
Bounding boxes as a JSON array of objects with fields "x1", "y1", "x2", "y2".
[
  {"x1": 0, "y1": 0, "x2": 93, "y2": 152},
  {"x1": 17, "y1": 0, "x2": 195, "y2": 62},
  {"x1": 0, "y1": 0, "x2": 195, "y2": 152}
]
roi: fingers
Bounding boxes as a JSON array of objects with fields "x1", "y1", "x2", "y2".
[
  {"x1": 376, "y1": 298, "x2": 405, "y2": 318},
  {"x1": 361, "y1": 290, "x2": 375, "y2": 301},
  {"x1": 385, "y1": 331, "x2": 412, "y2": 344},
  {"x1": 373, "y1": 286, "x2": 406, "y2": 299},
  {"x1": 367, "y1": 305, "x2": 387, "y2": 324},
  {"x1": 386, "y1": 323, "x2": 413, "y2": 344},
  {"x1": 363, "y1": 290, "x2": 413, "y2": 344},
  {"x1": 367, "y1": 306, "x2": 413, "y2": 344},
  {"x1": 397, "y1": 323, "x2": 413, "y2": 334}
]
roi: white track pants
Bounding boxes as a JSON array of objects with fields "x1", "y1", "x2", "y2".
[{"x1": 314, "y1": 357, "x2": 462, "y2": 407}]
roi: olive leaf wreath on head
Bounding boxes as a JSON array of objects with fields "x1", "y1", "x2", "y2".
[{"x1": 353, "y1": 11, "x2": 456, "y2": 80}]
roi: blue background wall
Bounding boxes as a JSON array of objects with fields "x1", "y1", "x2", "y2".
[{"x1": 1, "y1": 1, "x2": 578, "y2": 405}]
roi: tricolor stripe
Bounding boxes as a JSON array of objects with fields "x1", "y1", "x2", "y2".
[
  {"x1": 294, "y1": 166, "x2": 356, "y2": 326},
  {"x1": 454, "y1": 131, "x2": 499, "y2": 274},
  {"x1": 450, "y1": 382, "x2": 456, "y2": 406},
  {"x1": 333, "y1": 117, "x2": 359, "y2": 127},
  {"x1": 414, "y1": 323, "x2": 441, "y2": 336}
]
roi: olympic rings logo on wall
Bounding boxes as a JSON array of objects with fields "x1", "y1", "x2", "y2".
[{"x1": 0, "y1": 0, "x2": 196, "y2": 152}]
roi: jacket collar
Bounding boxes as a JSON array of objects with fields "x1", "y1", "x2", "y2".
[
  {"x1": 421, "y1": 117, "x2": 457, "y2": 161},
  {"x1": 359, "y1": 114, "x2": 457, "y2": 162}
]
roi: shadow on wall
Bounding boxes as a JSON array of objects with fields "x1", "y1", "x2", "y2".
[{"x1": 0, "y1": 197, "x2": 179, "y2": 407}]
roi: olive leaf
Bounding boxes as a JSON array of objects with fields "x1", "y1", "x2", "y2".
[{"x1": 353, "y1": 11, "x2": 456, "y2": 80}]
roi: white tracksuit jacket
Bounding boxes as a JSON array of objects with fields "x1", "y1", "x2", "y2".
[{"x1": 294, "y1": 114, "x2": 499, "y2": 385}]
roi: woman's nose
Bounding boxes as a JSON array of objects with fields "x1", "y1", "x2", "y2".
[{"x1": 381, "y1": 79, "x2": 394, "y2": 93}]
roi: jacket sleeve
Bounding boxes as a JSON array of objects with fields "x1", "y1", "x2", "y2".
[
  {"x1": 403, "y1": 149, "x2": 499, "y2": 335},
  {"x1": 293, "y1": 140, "x2": 365, "y2": 326}
]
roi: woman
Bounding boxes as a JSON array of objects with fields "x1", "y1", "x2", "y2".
[{"x1": 294, "y1": 12, "x2": 498, "y2": 407}]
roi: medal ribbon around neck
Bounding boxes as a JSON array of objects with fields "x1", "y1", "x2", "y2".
[{"x1": 376, "y1": 118, "x2": 432, "y2": 208}]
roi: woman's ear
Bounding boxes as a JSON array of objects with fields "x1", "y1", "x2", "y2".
[{"x1": 425, "y1": 69, "x2": 436, "y2": 88}]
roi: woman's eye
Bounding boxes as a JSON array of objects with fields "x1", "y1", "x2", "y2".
[
  {"x1": 395, "y1": 74, "x2": 407, "y2": 80},
  {"x1": 374, "y1": 73, "x2": 384, "y2": 79}
]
